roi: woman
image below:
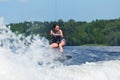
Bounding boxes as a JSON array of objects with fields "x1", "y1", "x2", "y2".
[{"x1": 50, "y1": 24, "x2": 66, "y2": 53}]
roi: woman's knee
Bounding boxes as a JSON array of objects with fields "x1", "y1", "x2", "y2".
[
  {"x1": 50, "y1": 43, "x2": 58, "y2": 48},
  {"x1": 50, "y1": 44, "x2": 53, "y2": 48},
  {"x1": 59, "y1": 42, "x2": 65, "y2": 47}
]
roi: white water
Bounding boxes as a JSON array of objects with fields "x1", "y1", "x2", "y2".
[{"x1": 0, "y1": 17, "x2": 120, "y2": 80}]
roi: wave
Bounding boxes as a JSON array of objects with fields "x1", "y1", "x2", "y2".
[{"x1": 0, "y1": 52, "x2": 120, "y2": 80}]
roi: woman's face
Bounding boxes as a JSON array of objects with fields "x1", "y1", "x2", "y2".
[{"x1": 55, "y1": 25, "x2": 59, "y2": 31}]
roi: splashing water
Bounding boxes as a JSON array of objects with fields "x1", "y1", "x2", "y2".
[
  {"x1": 0, "y1": 17, "x2": 120, "y2": 80},
  {"x1": 0, "y1": 17, "x2": 64, "y2": 67}
]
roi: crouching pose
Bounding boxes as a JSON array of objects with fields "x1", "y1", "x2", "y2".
[{"x1": 50, "y1": 24, "x2": 66, "y2": 53}]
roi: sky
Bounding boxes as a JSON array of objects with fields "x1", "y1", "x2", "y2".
[{"x1": 0, "y1": 0, "x2": 120, "y2": 23}]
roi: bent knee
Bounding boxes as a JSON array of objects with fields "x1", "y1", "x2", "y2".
[
  {"x1": 59, "y1": 43, "x2": 65, "y2": 47},
  {"x1": 50, "y1": 43, "x2": 59, "y2": 48}
]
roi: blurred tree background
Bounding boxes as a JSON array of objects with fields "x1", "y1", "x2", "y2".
[{"x1": 9, "y1": 18, "x2": 120, "y2": 46}]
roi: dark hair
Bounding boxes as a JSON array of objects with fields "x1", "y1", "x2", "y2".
[{"x1": 53, "y1": 24, "x2": 58, "y2": 28}]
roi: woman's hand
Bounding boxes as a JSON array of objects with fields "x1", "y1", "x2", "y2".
[{"x1": 50, "y1": 30, "x2": 55, "y2": 36}]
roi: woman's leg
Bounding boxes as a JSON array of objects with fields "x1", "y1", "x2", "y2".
[
  {"x1": 59, "y1": 41, "x2": 66, "y2": 53},
  {"x1": 50, "y1": 43, "x2": 59, "y2": 48}
]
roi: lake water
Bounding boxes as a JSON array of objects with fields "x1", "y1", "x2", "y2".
[{"x1": 63, "y1": 46, "x2": 120, "y2": 65}]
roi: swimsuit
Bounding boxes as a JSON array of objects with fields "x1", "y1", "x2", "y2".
[{"x1": 52, "y1": 30, "x2": 66, "y2": 44}]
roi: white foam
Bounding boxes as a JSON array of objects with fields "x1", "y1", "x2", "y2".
[
  {"x1": 0, "y1": 17, "x2": 120, "y2": 80},
  {"x1": 0, "y1": 51, "x2": 120, "y2": 80}
]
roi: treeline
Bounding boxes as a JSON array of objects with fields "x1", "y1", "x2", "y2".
[{"x1": 9, "y1": 18, "x2": 120, "y2": 46}]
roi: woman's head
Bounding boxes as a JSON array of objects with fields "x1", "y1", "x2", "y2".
[{"x1": 53, "y1": 24, "x2": 59, "y2": 31}]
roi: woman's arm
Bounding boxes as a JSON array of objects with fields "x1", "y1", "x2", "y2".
[
  {"x1": 59, "y1": 29, "x2": 63, "y2": 37},
  {"x1": 50, "y1": 30, "x2": 55, "y2": 36},
  {"x1": 50, "y1": 29, "x2": 63, "y2": 37}
]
